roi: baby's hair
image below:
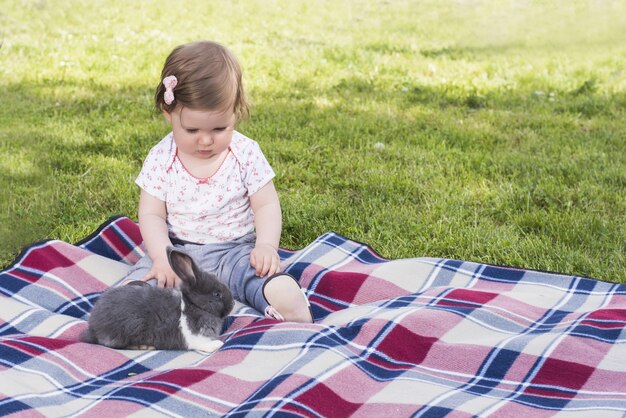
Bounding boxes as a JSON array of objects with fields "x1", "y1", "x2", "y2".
[{"x1": 155, "y1": 41, "x2": 249, "y2": 122}]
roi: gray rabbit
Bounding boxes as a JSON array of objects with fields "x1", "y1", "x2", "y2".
[{"x1": 80, "y1": 247, "x2": 234, "y2": 353}]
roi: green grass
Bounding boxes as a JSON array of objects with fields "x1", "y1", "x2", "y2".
[{"x1": 1, "y1": 0, "x2": 625, "y2": 282}]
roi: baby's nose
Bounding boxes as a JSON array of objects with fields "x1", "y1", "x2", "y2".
[{"x1": 199, "y1": 133, "x2": 214, "y2": 145}]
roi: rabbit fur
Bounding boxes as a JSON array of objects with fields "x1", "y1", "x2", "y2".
[{"x1": 80, "y1": 247, "x2": 234, "y2": 353}]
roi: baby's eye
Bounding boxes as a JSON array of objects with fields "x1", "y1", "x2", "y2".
[
  {"x1": 213, "y1": 127, "x2": 227, "y2": 132},
  {"x1": 185, "y1": 129, "x2": 199, "y2": 134}
]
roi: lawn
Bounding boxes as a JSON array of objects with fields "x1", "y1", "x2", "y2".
[{"x1": 1, "y1": 0, "x2": 625, "y2": 282}]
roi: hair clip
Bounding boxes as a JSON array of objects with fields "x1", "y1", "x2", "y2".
[{"x1": 163, "y1": 75, "x2": 178, "y2": 105}]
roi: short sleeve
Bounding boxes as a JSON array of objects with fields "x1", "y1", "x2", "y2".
[
  {"x1": 241, "y1": 140, "x2": 276, "y2": 196},
  {"x1": 135, "y1": 144, "x2": 170, "y2": 201}
]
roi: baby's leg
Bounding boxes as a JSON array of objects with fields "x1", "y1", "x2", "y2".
[
  {"x1": 186, "y1": 235, "x2": 313, "y2": 323},
  {"x1": 203, "y1": 239, "x2": 313, "y2": 323},
  {"x1": 192, "y1": 242, "x2": 267, "y2": 311}
]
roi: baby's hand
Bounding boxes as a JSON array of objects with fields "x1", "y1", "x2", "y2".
[
  {"x1": 141, "y1": 258, "x2": 180, "y2": 288},
  {"x1": 250, "y1": 244, "x2": 281, "y2": 277}
]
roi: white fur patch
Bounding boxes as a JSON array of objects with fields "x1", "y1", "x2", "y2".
[{"x1": 179, "y1": 300, "x2": 223, "y2": 353}]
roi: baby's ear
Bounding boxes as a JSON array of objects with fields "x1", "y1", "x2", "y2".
[
  {"x1": 167, "y1": 247, "x2": 197, "y2": 285},
  {"x1": 162, "y1": 109, "x2": 172, "y2": 123}
]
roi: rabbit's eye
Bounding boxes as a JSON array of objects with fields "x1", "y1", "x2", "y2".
[{"x1": 212, "y1": 291, "x2": 222, "y2": 298}]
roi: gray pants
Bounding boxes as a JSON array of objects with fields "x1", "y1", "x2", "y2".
[{"x1": 122, "y1": 232, "x2": 269, "y2": 312}]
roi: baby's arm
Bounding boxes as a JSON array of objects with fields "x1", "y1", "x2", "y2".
[
  {"x1": 137, "y1": 189, "x2": 180, "y2": 288},
  {"x1": 249, "y1": 181, "x2": 282, "y2": 277}
]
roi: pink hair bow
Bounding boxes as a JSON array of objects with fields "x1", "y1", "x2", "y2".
[{"x1": 163, "y1": 75, "x2": 178, "y2": 105}]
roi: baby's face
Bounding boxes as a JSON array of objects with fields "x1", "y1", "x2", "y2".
[{"x1": 164, "y1": 107, "x2": 236, "y2": 163}]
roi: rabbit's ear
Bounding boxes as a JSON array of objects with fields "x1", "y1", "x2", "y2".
[{"x1": 167, "y1": 248, "x2": 198, "y2": 285}]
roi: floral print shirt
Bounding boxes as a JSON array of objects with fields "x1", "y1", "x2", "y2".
[{"x1": 136, "y1": 131, "x2": 275, "y2": 244}]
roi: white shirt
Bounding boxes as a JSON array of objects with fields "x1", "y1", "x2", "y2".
[{"x1": 136, "y1": 131, "x2": 275, "y2": 244}]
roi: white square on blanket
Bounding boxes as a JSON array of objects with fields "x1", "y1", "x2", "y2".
[{"x1": 76, "y1": 254, "x2": 132, "y2": 286}]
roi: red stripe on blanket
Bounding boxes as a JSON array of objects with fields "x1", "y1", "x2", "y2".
[
  {"x1": 137, "y1": 369, "x2": 215, "y2": 394},
  {"x1": 7, "y1": 268, "x2": 40, "y2": 284},
  {"x1": 115, "y1": 217, "x2": 144, "y2": 243},
  {"x1": 375, "y1": 325, "x2": 437, "y2": 366},
  {"x1": 437, "y1": 289, "x2": 499, "y2": 308},
  {"x1": 315, "y1": 271, "x2": 367, "y2": 303},
  {"x1": 101, "y1": 228, "x2": 137, "y2": 259},
  {"x1": 581, "y1": 308, "x2": 626, "y2": 329},
  {"x1": 20, "y1": 246, "x2": 77, "y2": 271},
  {"x1": 294, "y1": 382, "x2": 361, "y2": 417},
  {"x1": 526, "y1": 358, "x2": 595, "y2": 398},
  {"x1": 5, "y1": 337, "x2": 76, "y2": 355}
]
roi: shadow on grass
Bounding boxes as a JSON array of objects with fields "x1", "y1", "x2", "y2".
[{"x1": 334, "y1": 72, "x2": 626, "y2": 117}]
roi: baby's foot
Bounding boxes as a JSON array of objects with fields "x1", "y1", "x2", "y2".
[{"x1": 262, "y1": 273, "x2": 313, "y2": 323}]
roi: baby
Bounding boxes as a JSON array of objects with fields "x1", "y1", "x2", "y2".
[{"x1": 122, "y1": 41, "x2": 312, "y2": 323}]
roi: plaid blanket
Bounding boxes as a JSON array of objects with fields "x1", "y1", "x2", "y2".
[{"x1": 1, "y1": 216, "x2": 625, "y2": 417}]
